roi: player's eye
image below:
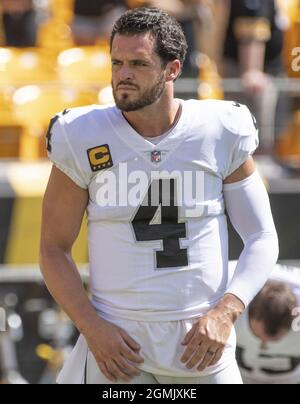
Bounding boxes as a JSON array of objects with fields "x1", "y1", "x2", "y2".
[{"x1": 132, "y1": 61, "x2": 148, "y2": 67}]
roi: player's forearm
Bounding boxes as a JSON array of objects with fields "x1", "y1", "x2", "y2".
[
  {"x1": 224, "y1": 172, "x2": 279, "y2": 307},
  {"x1": 40, "y1": 247, "x2": 103, "y2": 339},
  {"x1": 239, "y1": 41, "x2": 266, "y2": 73},
  {"x1": 227, "y1": 232, "x2": 279, "y2": 307}
]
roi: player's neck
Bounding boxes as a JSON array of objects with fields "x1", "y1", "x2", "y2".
[{"x1": 122, "y1": 95, "x2": 181, "y2": 138}]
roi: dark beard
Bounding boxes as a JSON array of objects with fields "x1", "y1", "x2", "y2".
[{"x1": 113, "y1": 73, "x2": 166, "y2": 112}]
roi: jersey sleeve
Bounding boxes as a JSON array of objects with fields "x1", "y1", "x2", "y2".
[
  {"x1": 46, "y1": 113, "x2": 88, "y2": 189},
  {"x1": 220, "y1": 103, "x2": 259, "y2": 179},
  {"x1": 231, "y1": 0, "x2": 272, "y2": 42}
]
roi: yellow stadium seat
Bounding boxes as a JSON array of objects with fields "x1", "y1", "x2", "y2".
[
  {"x1": 0, "y1": 47, "x2": 57, "y2": 86},
  {"x1": 197, "y1": 54, "x2": 224, "y2": 100},
  {"x1": 0, "y1": 89, "x2": 14, "y2": 125},
  {"x1": 12, "y1": 85, "x2": 98, "y2": 160},
  {"x1": 37, "y1": 20, "x2": 74, "y2": 52},
  {"x1": 0, "y1": 90, "x2": 22, "y2": 158},
  {"x1": 276, "y1": 110, "x2": 300, "y2": 171},
  {"x1": 57, "y1": 46, "x2": 111, "y2": 89}
]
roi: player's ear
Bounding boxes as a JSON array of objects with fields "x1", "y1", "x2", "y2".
[{"x1": 166, "y1": 59, "x2": 181, "y2": 82}]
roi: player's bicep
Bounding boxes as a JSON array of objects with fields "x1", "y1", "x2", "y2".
[
  {"x1": 224, "y1": 157, "x2": 256, "y2": 184},
  {"x1": 41, "y1": 166, "x2": 89, "y2": 252}
]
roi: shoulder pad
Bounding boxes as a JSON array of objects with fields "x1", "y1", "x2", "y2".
[
  {"x1": 218, "y1": 101, "x2": 258, "y2": 137},
  {"x1": 46, "y1": 109, "x2": 70, "y2": 153}
]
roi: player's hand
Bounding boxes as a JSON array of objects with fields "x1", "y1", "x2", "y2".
[
  {"x1": 181, "y1": 295, "x2": 244, "y2": 372},
  {"x1": 85, "y1": 318, "x2": 144, "y2": 382},
  {"x1": 241, "y1": 69, "x2": 270, "y2": 95},
  {"x1": 180, "y1": 309, "x2": 233, "y2": 372}
]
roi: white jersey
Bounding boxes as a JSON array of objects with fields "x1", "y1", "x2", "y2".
[
  {"x1": 236, "y1": 265, "x2": 300, "y2": 384},
  {"x1": 48, "y1": 99, "x2": 258, "y2": 323},
  {"x1": 49, "y1": 99, "x2": 259, "y2": 381}
]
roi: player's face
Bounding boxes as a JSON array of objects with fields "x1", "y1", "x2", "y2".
[
  {"x1": 111, "y1": 33, "x2": 167, "y2": 112},
  {"x1": 250, "y1": 319, "x2": 289, "y2": 345}
]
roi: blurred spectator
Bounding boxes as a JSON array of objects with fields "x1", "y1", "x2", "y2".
[
  {"x1": 71, "y1": 0, "x2": 128, "y2": 45},
  {"x1": 133, "y1": 0, "x2": 208, "y2": 77},
  {"x1": 0, "y1": 0, "x2": 38, "y2": 47},
  {"x1": 222, "y1": 0, "x2": 291, "y2": 153}
]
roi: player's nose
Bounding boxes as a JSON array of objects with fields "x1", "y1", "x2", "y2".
[{"x1": 118, "y1": 65, "x2": 134, "y2": 81}]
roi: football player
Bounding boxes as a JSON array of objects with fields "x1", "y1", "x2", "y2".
[
  {"x1": 236, "y1": 265, "x2": 300, "y2": 384},
  {"x1": 40, "y1": 7, "x2": 279, "y2": 384}
]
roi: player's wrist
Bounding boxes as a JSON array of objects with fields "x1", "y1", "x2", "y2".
[
  {"x1": 211, "y1": 294, "x2": 245, "y2": 323},
  {"x1": 76, "y1": 310, "x2": 106, "y2": 340}
]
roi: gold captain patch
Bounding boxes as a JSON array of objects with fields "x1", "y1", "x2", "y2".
[{"x1": 87, "y1": 145, "x2": 113, "y2": 172}]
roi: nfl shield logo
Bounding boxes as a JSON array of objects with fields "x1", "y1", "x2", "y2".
[{"x1": 151, "y1": 151, "x2": 162, "y2": 163}]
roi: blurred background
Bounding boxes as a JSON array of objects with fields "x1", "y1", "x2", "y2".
[{"x1": 0, "y1": 0, "x2": 299, "y2": 384}]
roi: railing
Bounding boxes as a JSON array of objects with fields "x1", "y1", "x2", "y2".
[
  {"x1": 0, "y1": 77, "x2": 299, "y2": 92},
  {"x1": 175, "y1": 78, "x2": 300, "y2": 95}
]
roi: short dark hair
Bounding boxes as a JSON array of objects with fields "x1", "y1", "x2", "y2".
[
  {"x1": 249, "y1": 281, "x2": 297, "y2": 337},
  {"x1": 110, "y1": 7, "x2": 188, "y2": 75}
]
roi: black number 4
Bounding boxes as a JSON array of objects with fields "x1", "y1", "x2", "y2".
[{"x1": 132, "y1": 179, "x2": 188, "y2": 269}]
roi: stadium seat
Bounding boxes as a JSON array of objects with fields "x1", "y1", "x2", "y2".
[
  {"x1": 197, "y1": 54, "x2": 224, "y2": 100},
  {"x1": 0, "y1": 90, "x2": 22, "y2": 158},
  {"x1": 12, "y1": 85, "x2": 98, "y2": 160},
  {"x1": 57, "y1": 46, "x2": 111, "y2": 89},
  {"x1": 37, "y1": 20, "x2": 74, "y2": 53},
  {"x1": 276, "y1": 110, "x2": 300, "y2": 172},
  {"x1": 0, "y1": 90, "x2": 14, "y2": 125},
  {"x1": 0, "y1": 48, "x2": 57, "y2": 86}
]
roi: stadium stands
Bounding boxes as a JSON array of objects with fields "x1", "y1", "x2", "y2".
[
  {"x1": 57, "y1": 46, "x2": 111, "y2": 88},
  {"x1": 276, "y1": 110, "x2": 300, "y2": 171},
  {"x1": 0, "y1": 90, "x2": 22, "y2": 159},
  {"x1": 0, "y1": 44, "x2": 111, "y2": 159},
  {"x1": 0, "y1": 0, "x2": 297, "y2": 162},
  {"x1": 0, "y1": 47, "x2": 56, "y2": 86},
  {"x1": 13, "y1": 85, "x2": 98, "y2": 159}
]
